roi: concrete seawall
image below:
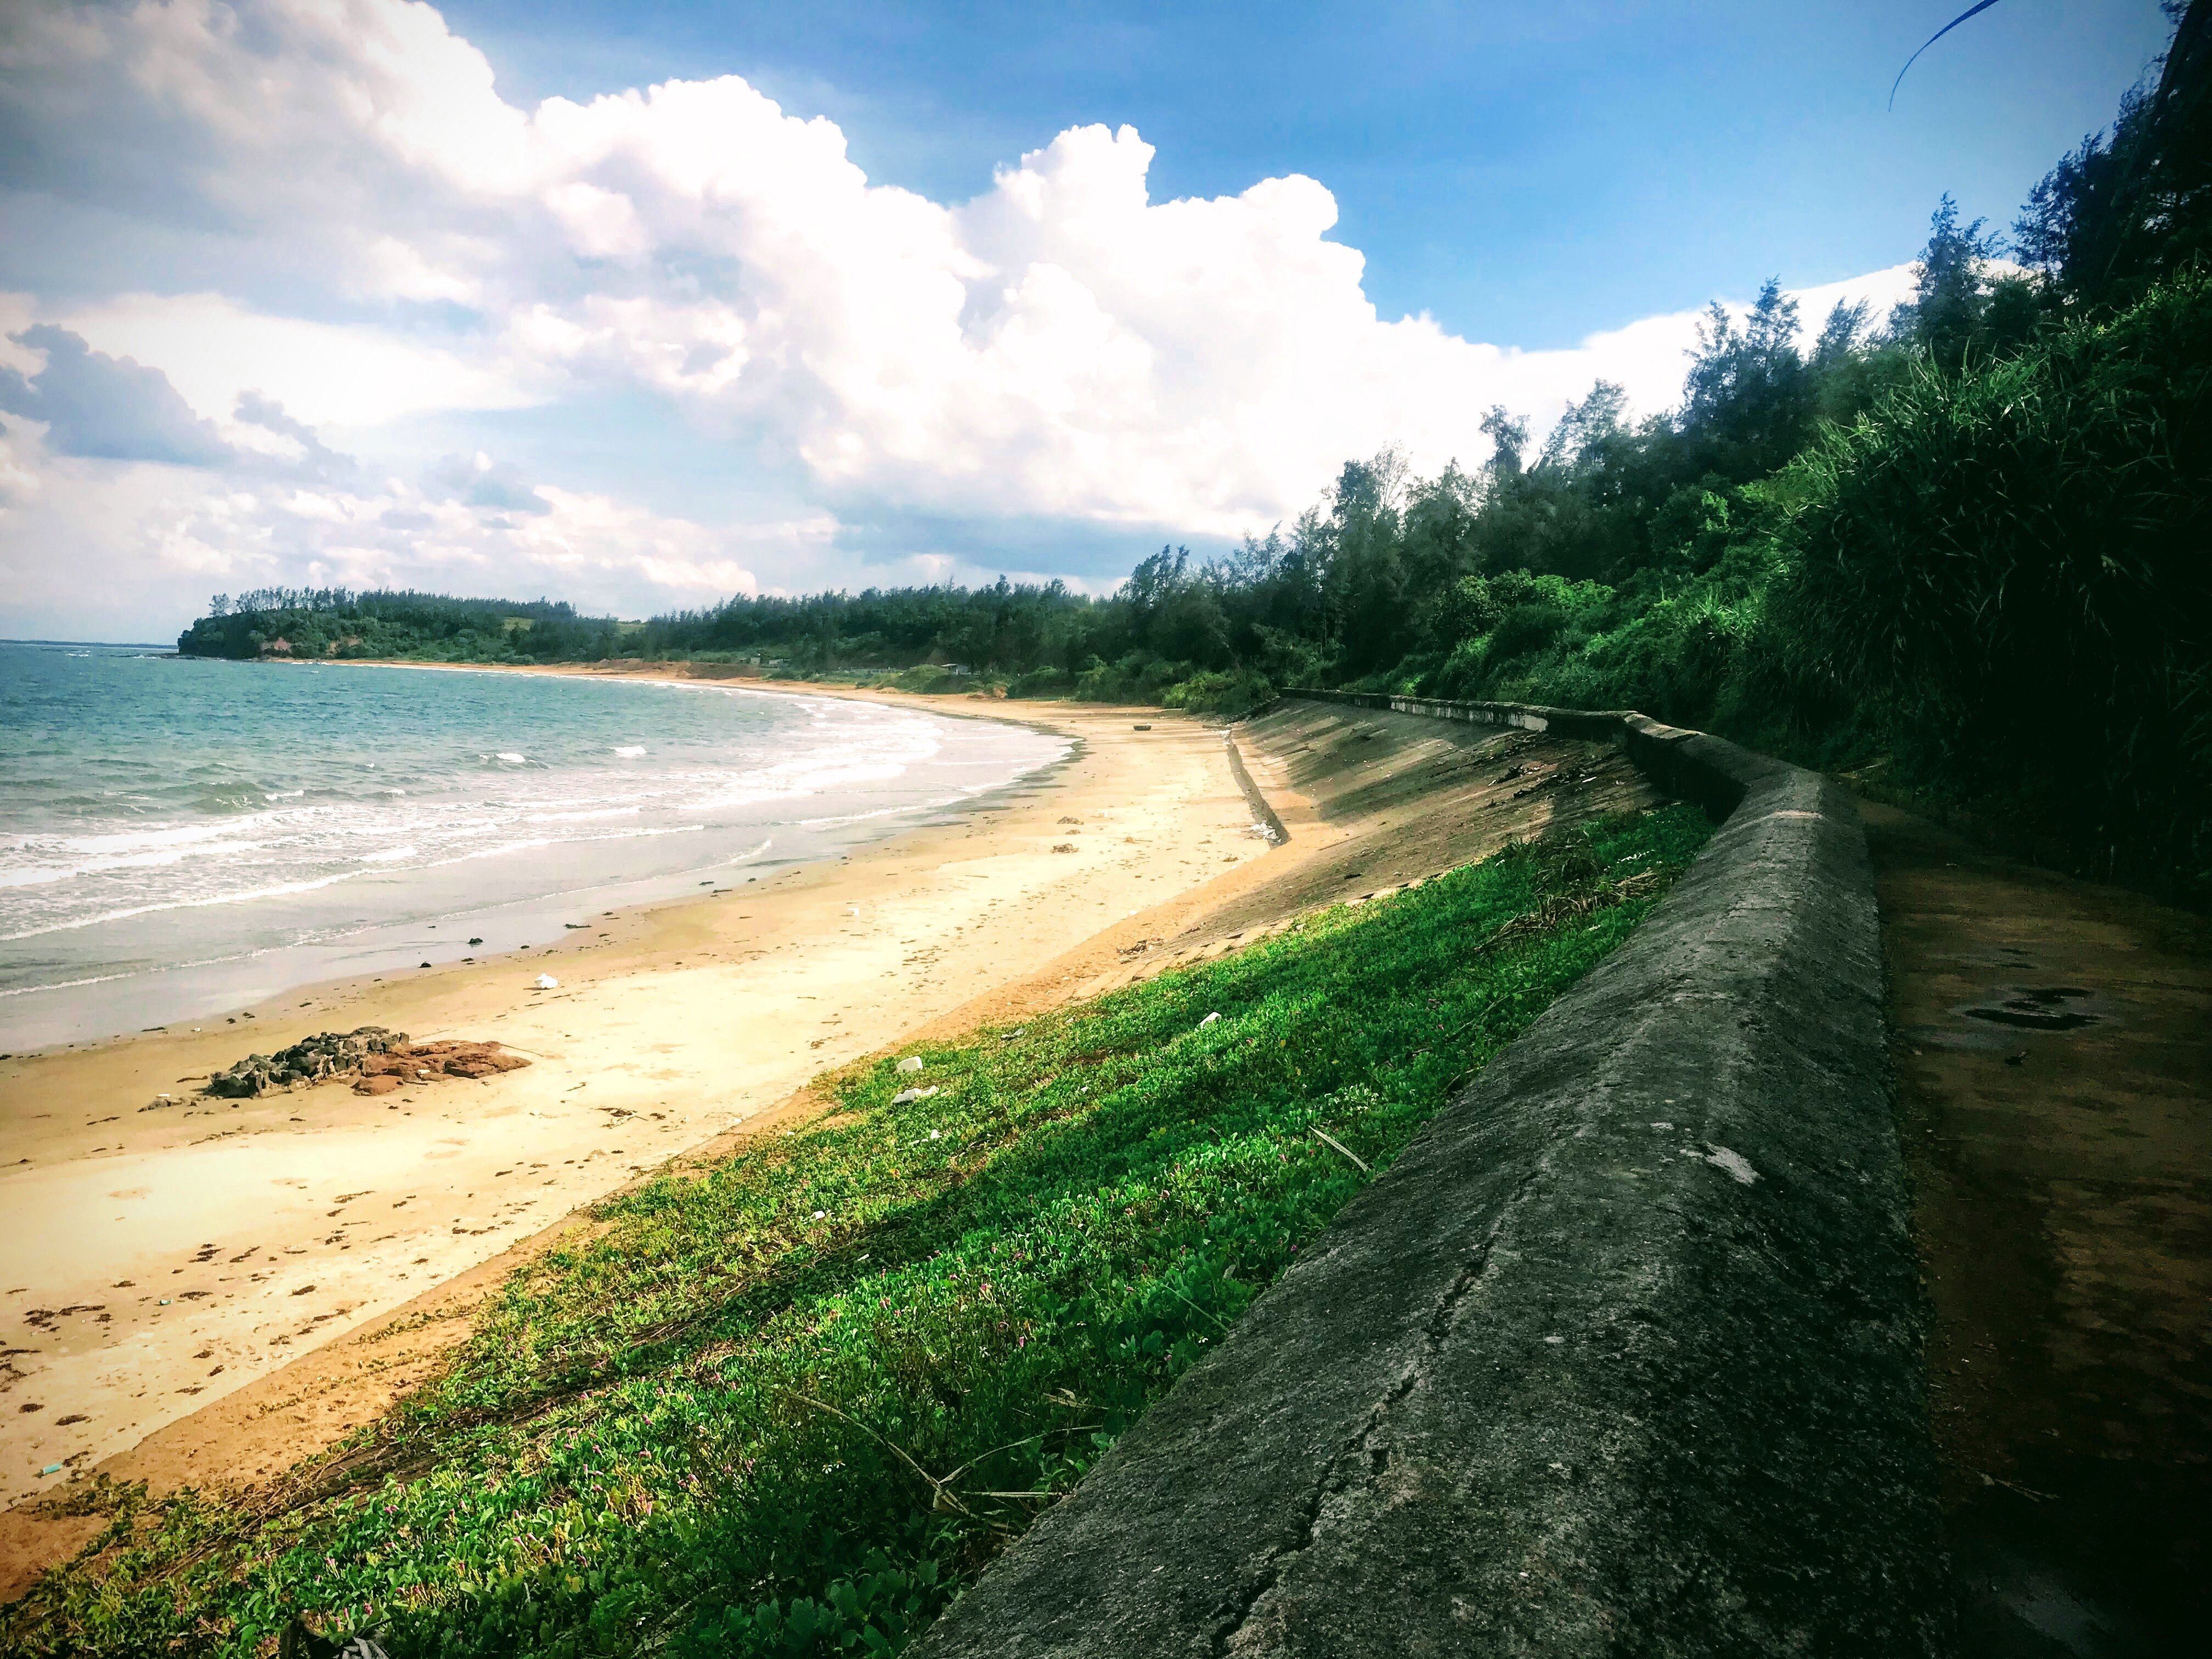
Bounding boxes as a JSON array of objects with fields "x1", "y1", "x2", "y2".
[{"x1": 914, "y1": 693, "x2": 1946, "y2": 1657}]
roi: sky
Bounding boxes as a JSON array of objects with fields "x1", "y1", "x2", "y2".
[{"x1": 0, "y1": 0, "x2": 2177, "y2": 643}]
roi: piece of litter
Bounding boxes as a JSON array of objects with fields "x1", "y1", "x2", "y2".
[
  {"x1": 1312, "y1": 1127, "x2": 1369, "y2": 1172},
  {"x1": 812, "y1": 1210, "x2": 826, "y2": 1220},
  {"x1": 929, "y1": 1127, "x2": 941, "y2": 1139},
  {"x1": 1700, "y1": 1144, "x2": 1759, "y2": 1185},
  {"x1": 533, "y1": 973, "x2": 559, "y2": 990},
  {"x1": 1543, "y1": 1335, "x2": 1565, "y2": 1345},
  {"x1": 895, "y1": 1056, "x2": 924, "y2": 1074},
  {"x1": 1199, "y1": 1012, "x2": 1220, "y2": 1028},
  {"x1": 40, "y1": 1463, "x2": 61, "y2": 1476},
  {"x1": 890, "y1": 1086, "x2": 939, "y2": 1105},
  {"x1": 1650, "y1": 1121, "x2": 1673, "y2": 1131}
]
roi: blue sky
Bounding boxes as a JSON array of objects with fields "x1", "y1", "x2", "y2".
[
  {"x1": 444, "y1": 0, "x2": 2171, "y2": 344},
  {"x1": 0, "y1": 1, "x2": 2177, "y2": 641}
]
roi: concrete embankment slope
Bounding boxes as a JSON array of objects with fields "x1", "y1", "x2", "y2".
[{"x1": 916, "y1": 693, "x2": 1946, "y2": 1657}]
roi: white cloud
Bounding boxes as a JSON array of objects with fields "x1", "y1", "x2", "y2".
[
  {"x1": 54, "y1": 294, "x2": 535, "y2": 430},
  {"x1": 0, "y1": 416, "x2": 815, "y2": 639},
  {"x1": 0, "y1": 0, "x2": 1926, "y2": 637}
]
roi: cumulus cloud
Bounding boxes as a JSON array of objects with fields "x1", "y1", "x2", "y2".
[
  {"x1": 0, "y1": 324, "x2": 233, "y2": 465},
  {"x1": 53, "y1": 292, "x2": 537, "y2": 429},
  {"x1": 232, "y1": 390, "x2": 356, "y2": 478}
]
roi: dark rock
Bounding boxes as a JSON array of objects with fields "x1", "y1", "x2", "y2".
[{"x1": 205, "y1": 1027, "x2": 410, "y2": 1097}]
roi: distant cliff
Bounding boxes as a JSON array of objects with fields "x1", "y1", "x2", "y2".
[{"x1": 176, "y1": 588, "x2": 618, "y2": 664}]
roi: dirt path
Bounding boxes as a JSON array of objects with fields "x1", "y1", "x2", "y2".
[{"x1": 1865, "y1": 800, "x2": 2212, "y2": 1656}]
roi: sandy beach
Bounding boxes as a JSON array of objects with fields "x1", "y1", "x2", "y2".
[
  {"x1": 0, "y1": 676, "x2": 1327, "y2": 1519},
  {"x1": 0, "y1": 673, "x2": 1673, "y2": 1607}
]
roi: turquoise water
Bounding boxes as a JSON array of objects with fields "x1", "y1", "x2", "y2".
[{"x1": 0, "y1": 644, "x2": 1064, "y2": 1049}]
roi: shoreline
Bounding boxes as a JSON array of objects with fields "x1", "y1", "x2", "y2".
[
  {"x1": 0, "y1": 673, "x2": 1336, "y2": 1532},
  {"x1": 0, "y1": 659, "x2": 1070, "y2": 1057}
]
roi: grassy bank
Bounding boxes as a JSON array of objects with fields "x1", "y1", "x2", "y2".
[{"x1": 5, "y1": 805, "x2": 1712, "y2": 1658}]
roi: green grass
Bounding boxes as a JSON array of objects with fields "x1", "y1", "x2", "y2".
[{"x1": 5, "y1": 806, "x2": 1713, "y2": 1659}]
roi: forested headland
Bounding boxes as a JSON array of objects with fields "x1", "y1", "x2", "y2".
[{"x1": 179, "y1": 9, "x2": 2211, "y2": 901}]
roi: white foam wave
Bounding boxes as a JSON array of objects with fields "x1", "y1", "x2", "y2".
[
  {"x1": 424, "y1": 822, "x2": 707, "y2": 868},
  {"x1": 0, "y1": 868, "x2": 369, "y2": 942},
  {"x1": 525, "y1": 806, "x2": 644, "y2": 825},
  {"x1": 0, "y1": 968, "x2": 143, "y2": 999},
  {"x1": 0, "y1": 837, "x2": 280, "y2": 888}
]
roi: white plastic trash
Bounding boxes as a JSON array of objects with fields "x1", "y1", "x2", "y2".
[
  {"x1": 896, "y1": 1056, "x2": 924, "y2": 1074},
  {"x1": 1199, "y1": 1011, "x2": 1221, "y2": 1027},
  {"x1": 533, "y1": 973, "x2": 559, "y2": 990},
  {"x1": 892, "y1": 1086, "x2": 940, "y2": 1105}
]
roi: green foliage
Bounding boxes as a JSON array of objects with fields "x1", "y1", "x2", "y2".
[
  {"x1": 1773, "y1": 267, "x2": 2212, "y2": 894},
  {"x1": 178, "y1": 590, "x2": 616, "y2": 664},
  {"x1": 3, "y1": 809, "x2": 1714, "y2": 1659},
  {"x1": 1159, "y1": 668, "x2": 1275, "y2": 717},
  {"x1": 2015, "y1": 3, "x2": 2211, "y2": 312}
]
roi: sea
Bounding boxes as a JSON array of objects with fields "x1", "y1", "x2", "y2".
[{"x1": 0, "y1": 643, "x2": 1068, "y2": 1051}]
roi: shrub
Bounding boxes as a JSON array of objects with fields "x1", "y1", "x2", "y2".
[{"x1": 1771, "y1": 269, "x2": 2212, "y2": 897}]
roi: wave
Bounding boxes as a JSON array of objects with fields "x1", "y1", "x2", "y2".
[
  {"x1": 0, "y1": 675, "x2": 1059, "y2": 990},
  {"x1": 0, "y1": 967, "x2": 143, "y2": 1000},
  {"x1": 0, "y1": 836, "x2": 281, "y2": 889},
  {"x1": 524, "y1": 805, "x2": 644, "y2": 825},
  {"x1": 0, "y1": 867, "x2": 370, "y2": 942}
]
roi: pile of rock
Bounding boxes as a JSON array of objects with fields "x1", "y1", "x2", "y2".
[
  {"x1": 205, "y1": 1029, "x2": 532, "y2": 1098},
  {"x1": 207, "y1": 1028, "x2": 412, "y2": 1097}
]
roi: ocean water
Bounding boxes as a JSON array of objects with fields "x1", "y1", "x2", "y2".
[{"x1": 0, "y1": 644, "x2": 1066, "y2": 1049}]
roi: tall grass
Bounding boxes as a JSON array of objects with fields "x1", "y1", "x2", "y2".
[
  {"x1": 1773, "y1": 268, "x2": 2212, "y2": 895},
  {"x1": 3, "y1": 809, "x2": 1712, "y2": 1659}
]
